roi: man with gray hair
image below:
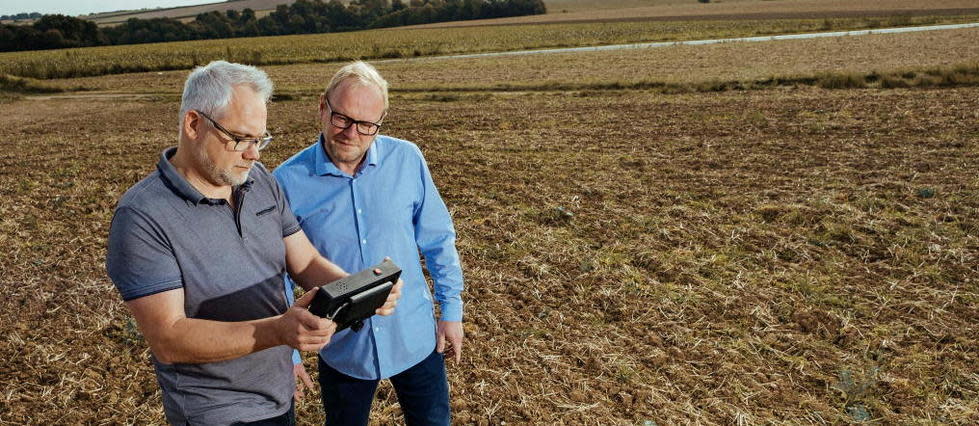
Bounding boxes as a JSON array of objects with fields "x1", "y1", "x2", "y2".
[
  {"x1": 275, "y1": 61, "x2": 464, "y2": 425},
  {"x1": 106, "y1": 60, "x2": 401, "y2": 425}
]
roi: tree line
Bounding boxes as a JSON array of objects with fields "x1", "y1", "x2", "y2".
[
  {"x1": 0, "y1": 0, "x2": 546, "y2": 52},
  {"x1": 1, "y1": 12, "x2": 43, "y2": 21}
]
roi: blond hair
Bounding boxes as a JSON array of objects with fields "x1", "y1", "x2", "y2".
[{"x1": 324, "y1": 61, "x2": 389, "y2": 111}]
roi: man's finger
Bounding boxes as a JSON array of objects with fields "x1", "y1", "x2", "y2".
[
  {"x1": 293, "y1": 362, "x2": 312, "y2": 401},
  {"x1": 453, "y1": 340, "x2": 463, "y2": 363},
  {"x1": 376, "y1": 299, "x2": 397, "y2": 316},
  {"x1": 304, "y1": 320, "x2": 336, "y2": 336},
  {"x1": 299, "y1": 341, "x2": 330, "y2": 352},
  {"x1": 436, "y1": 332, "x2": 446, "y2": 354},
  {"x1": 297, "y1": 324, "x2": 335, "y2": 342},
  {"x1": 297, "y1": 333, "x2": 331, "y2": 345},
  {"x1": 300, "y1": 370, "x2": 315, "y2": 390},
  {"x1": 295, "y1": 362, "x2": 316, "y2": 391},
  {"x1": 376, "y1": 283, "x2": 399, "y2": 315},
  {"x1": 386, "y1": 279, "x2": 403, "y2": 302},
  {"x1": 296, "y1": 309, "x2": 333, "y2": 331}
]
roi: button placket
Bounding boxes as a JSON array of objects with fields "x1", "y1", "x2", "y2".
[{"x1": 351, "y1": 179, "x2": 368, "y2": 263}]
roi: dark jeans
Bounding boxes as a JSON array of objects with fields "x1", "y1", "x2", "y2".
[
  {"x1": 231, "y1": 401, "x2": 295, "y2": 426},
  {"x1": 318, "y1": 350, "x2": 450, "y2": 426}
]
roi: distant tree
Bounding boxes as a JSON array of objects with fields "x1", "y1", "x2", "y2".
[
  {"x1": 194, "y1": 11, "x2": 234, "y2": 38},
  {"x1": 1, "y1": 25, "x2": 35, "y2": 51},
  {"x1": 39, "y1": 28, "x2": 65, "y2": 49},
  {"x1": 33, "y1": 14, "x2": 104, "y2": 47},
  {"x1": 322, "y1": 0, "x2": 362, "y2": 31},
  {"x1": 102, "y1": 17, "x2": 198, "y2": 45},
  {"x1": 2, "y1": 0, "x2": 546, "y2": 51},
  {"x1": 240, "y1": 8, "x2": 257, "y2": 22},
  {"x1": 263, "y1": 4, "x2": 292, "y2": 34},
  {"x1": 0, "y1": 13, "x2": 108, "y2": 51},
  {"x1": 352, "y1": 0, "x2": 390, "y2": 21},
  {"x1": 458, "y1": 0, "x2": 481, "y2": 20},
  {"x1": 234, "y1": 8, "x2": 259, "y2": 36},
  {"x1": 256, "y1": 12, "x2": 283, "y2": 35},
  {"x1": 371, "y1": 0, "x2": 542, "y2": 28},
  {"x1": 2, "y1": 12, "x2": 44, "y2": 21},
  {"x1": 239, "y1": 21, "x2": 260, "y2": 37},
  {"x1": 0, "y1": 25, "x2": 13, "y2": 50}
]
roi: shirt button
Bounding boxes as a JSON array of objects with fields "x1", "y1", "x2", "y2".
[
  {"x1": 374, "y1": 327, "x2": 380, "y2": 332},
  {"x1": 361, "y1": 239, "x2": 367, "y2": 244},
  {"x1": 357, "y1": 209, "x2": 362, "y2": 214}
]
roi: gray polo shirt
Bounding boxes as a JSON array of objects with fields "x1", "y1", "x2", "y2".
[{"x1": 106, "y1": 147, "x2": 301, "y2": 425}]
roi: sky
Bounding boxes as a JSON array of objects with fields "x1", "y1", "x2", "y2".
[{"x1": 0, "y1": 0, "x2": 217, "y2": 17}]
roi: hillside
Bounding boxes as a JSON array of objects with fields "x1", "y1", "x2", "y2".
[{"x1": 85, "y1": 0, "x2": 305, "y2": 25}]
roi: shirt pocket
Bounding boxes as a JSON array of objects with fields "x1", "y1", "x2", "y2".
[
  {"x1": 255, "y1": 205, "x2": 277, "y2": 217},
  {"x1": 249, "y1": 203, "x2": 287, "y2": 245}
]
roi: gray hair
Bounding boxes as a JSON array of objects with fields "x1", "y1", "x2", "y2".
[
  {"x1": 179, "y1": 60, "x2": 273, "y2": 123},
  {"x1": 325, "y1": 61, "x2": 389, "y2": 111}
]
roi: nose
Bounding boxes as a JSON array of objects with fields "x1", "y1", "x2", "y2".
[
  {"x1": 242, "y1": 141, "x2": 261, "y2": 161},
  {"x1": 341, "y1": 123, "x2": 359, "y2": 139}
]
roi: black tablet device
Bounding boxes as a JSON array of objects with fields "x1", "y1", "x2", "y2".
[{"x1": 308, "y1": 258, "x2": 401, "y2": 332}]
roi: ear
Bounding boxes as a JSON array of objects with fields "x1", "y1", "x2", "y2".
[
  {"x1": 318, "y1": 94, "x2": 328, "y2": 116},
  {"x1": 183, "y1": 110, "x2": 203, "y2": 140}
]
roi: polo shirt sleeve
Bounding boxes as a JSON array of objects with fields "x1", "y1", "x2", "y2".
[
  {"x1": 106, "y1": 206, "x2": 183, "y2": 301},
  {"x1": 263, "y1": 164, "x2": 301, "y2": 237},
  {"x1": 277, "y1": 183, "x2": 301, "y2": 237},
  {"x1": 412, "y1": 151, "x2": 465, "y2": 322}
]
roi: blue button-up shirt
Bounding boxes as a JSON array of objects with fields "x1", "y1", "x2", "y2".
[{"x1": 273, "y1": 135, "x2": 464, "y2": 380}]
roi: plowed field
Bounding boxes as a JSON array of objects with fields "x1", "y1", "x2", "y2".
[{"x1": 1, "y1": 2, "x2": 977, "y2": 424}]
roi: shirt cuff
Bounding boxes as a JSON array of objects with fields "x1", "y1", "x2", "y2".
[
  {"x1": 439, "y1": 301, "x2": 463, "y2": 322},
  {"x1": 292, "y1": 350, "x2": 301, "y2": 365}
]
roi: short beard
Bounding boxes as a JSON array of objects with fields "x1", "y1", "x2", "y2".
[{"x1": 195, "y1": 145, "x2": 248, "y2": 187}]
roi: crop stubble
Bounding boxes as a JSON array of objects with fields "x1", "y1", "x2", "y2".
[{"x1": 0, "y1": 81, "x2": 976, "y2": 423}]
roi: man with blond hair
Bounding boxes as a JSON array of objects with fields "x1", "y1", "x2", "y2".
[
  {"x1": 274, "y1": 61, "x2": 464, "y2": 425},
  {"x1": 106, "y1": 60, "x2": 401, "y2": 425}
]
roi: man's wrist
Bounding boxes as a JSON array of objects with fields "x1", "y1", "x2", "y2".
[
  {"x1": 262, "y1": 314, "x2": 286, "y2": 348},
  {"x1": 439, "y1": 310, "x2": 463, "y2": 323}
]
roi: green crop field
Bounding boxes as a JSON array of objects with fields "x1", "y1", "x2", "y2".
[
  {"x1": 2, "y1": 13, "x2": 978, "y2": 80},
  {"x1": 30, "y1": 26, "x2": 979, "y2": 97},
  {"x1": 1, "y1": 2, "x2": 977, "y2": 424}
]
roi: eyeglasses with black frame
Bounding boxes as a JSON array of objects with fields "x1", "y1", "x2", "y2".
[
  {"x1": 325, "y1": 97, "x2": 384, "y2": 136},
  {"x1": 195, "y1": 110, "x2": 273, "y2": 152}
]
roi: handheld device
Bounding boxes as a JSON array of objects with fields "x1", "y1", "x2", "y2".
[{"x1": 308, "y1": 258, "x2": 401, "y2": 332}]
